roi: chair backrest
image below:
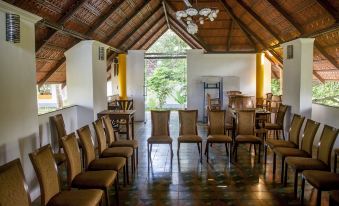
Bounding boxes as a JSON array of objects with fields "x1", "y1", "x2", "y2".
[
  {"x1": 275, "y1": 104, "x2": 288, "y2": 126},
  {"x1": 61, "y1": 133, "x2": 82, "y2": 186},
  {"x1": 236, "y1": 109, "x2": 255, "y2": 135},
  {"x1": 179, "y1": 110, "x2": 198, "y2": 135},
  {"x1": 92, "y1": 118, "x2": 108, "y2": 155},
  {"x1": 77, "y1": 125, "x2": 96, "y2": 169},
  {"x1": 227, "y1": 91, "x2": 242, "y2": 95},
  {"x1": 102, "y1": 115, "x2": 116, "y2": 145},
  {"x1": 29, "y1": 145, "x2": 60, "y2": 206},
  {"x1": 0, "y1": 159, "x2": 31, "y2": 206},
  {"x1": 288, "y1": 114, "x2": 305, "y2": 145},
  {"x1": 317, "y1": 125, "x2": 339, "y2": 167},
  {"x1": 151, "y1": 110, "x2": 170, "y2": 136},
  {"x1": 208, "y1": 110, "x2": 226, "y2": 135},
  {"x1": 116, "y1": 99, "x2": 133, "y2": 110},
  {"x1": 256, "y1": 97, "x2": 264, "y2": 108},
  {"x1": 266, "y1": 93, "x2": 273, "y2": 100},
  {"x1": 300, "y1": 119, "x2": 320, "y2": 155},
  {"x1": 50, "y1": 114, "x2": 67, "y2": 148}
]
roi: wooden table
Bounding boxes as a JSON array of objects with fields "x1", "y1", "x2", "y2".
[{"x1": 97, "y1": 110, "x2": 136, "y2": 140}]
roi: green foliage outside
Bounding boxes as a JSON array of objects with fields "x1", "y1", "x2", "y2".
[
  {"x1": 271, "y1": 79, "x2": 339, "y2": 107},
  {"x1": 146, "y1": 30, "x2": 191, "y2": 109}
]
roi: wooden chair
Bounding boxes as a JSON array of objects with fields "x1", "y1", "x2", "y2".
[
  {"x1": 205, "y1": 110, "x2": 233, "y2": 163},
  {"x1": 272, "y1": 119, "x2": 320, "y2": 183},
  {"x1": 77, "y1": 124, "x2": 127, "y2": 190},
  {"x1": 61, "y1": 134, "x2": 117, "y2": 206},
  {"x1": 0, "y1": 159, "x2": 31, "y2": 206},
  {"x1": 102, "y1": 115, "x2": 138, "y2": 172},
  {"x1": 93, "y1": 118, "x2": 133, "y2": 184},
  {"x1": 233, "y1": 109, "x2": 262, "y2": 163},
  {"x1": 177, "y1": 110, "x2": 203, "y2": 162},
  {"x1": 147, "y1": 110, "x2": 173, "y2": 166},
  {"x1": 50, "y1": 114, "x2": 67, "y2": 165},
  {"x1": 264, "y1": 104, "x2": 288, "y2": 140},
  {"x1": 285, "y1": 125, "x2": 339, "y2": 197},
  {"x1": 264, "y1": 114, "x2": 305, "y2": 164},
  {"x1": 29, "y1": 145, "x2": 103, "y2": 206},
  {"x1": 330, "y1": 190, "x2": 339, "y2": 206}
]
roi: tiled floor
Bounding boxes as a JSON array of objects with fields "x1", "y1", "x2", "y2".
[{"x1": 33, "y1": 112, "x2": 330, "y2": 206}]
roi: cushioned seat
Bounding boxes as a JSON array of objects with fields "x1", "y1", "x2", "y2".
[
  {"x1": 111, "y1": 139, "x2": 138, "y2": 148},
  {"x1": 48, "y1": 189, "x2": 103, "y2": 206},
  {"x1": 72, "y1": 170, "x2": 117, "y2": 189},
  {"x1": 89, "y1": 157, "x2": 126, "y2": 171},
  {"x1": 235, "y1": 135, "x2": 261, "y2": 143},
  {"x1": 53, "y1": 153, "x2": 66, "y2": 166},
  {"x1": 147, "y1": 136, "x2": 173, "y2": 144},
  {"x1": 207, "y1": 135, "x2": 232, "y2": 143},
  {"x1": 273, "y1": 147, "x2": 309, "y2": 158},
  {"x1": 266, "y1": 139, "x2": 297, "y2": 149},
  {"x1": 102, "y1": 147, "x2": 133, "y2": 158},
  {"x1": 264, "y1": 123, "x2": 281, "y2": 130},
  {"x1": 303, "y1": 170, "x2": 339, "y2": 190},
  {"x1": 285, "y1": 157, "x2": 327, "y2": 171},
  {"x1": 178, "y1": 135, "x2": 202, "y2": 143}
]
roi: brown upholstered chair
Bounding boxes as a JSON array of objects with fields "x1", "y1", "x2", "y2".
[
  {"x1": 272, "y1": 119, "x2": 320, "y2": 183},
  {"x1": 0, "y1": 159, "x2": 31, "y2": 206},
  {"x1": 102, "y1": 115, "x2": 138, "y2": 172},
  {"x1": 77, "y1": 124, "x2": 127, "y2": 188},
  {"x1": 264, "y1": 104, "x2": 288, "y2": 140},
  {"x1": 330, "y1": 190, "x2": 339, "y2": 206},
  {"x1": 205, "y1": 110, "x2": 232, "y2": 163},
  {"x1": 29, "y1": 145, "x2": 103, "y2": 206},
  {"x1": 233, "y1": 109, "x2": 262, "y2": 163},
  {"x1": 147, "y1": 110, "x2": 173, "y2": 164},
  {"x1": 177, "y1": 110, "x2": 203, "y2": 162},
  {"x1": 61, "y1": 134, "x2": 117, "y2": 206},
  {"x1": 93, "y1": 118, "x2": 133, "y2": 184},
  {"x1": 284, "y1": 125, "x2": 339, "y2": 197},
  {"x1": 264, "y1": 114, "x2": 305, "y2": 164},
  {"x1": 301, "y1": 170, "x2": 339, "y2": 206},
  {"x1": 50, "y1": 114, "x2": 67, "y2": 165}
]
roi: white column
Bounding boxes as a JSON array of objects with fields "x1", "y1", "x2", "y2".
[
  {"x1": 65, "y1": 40, "x2": 109, "y2": 127},
  {"x1": 281, "y1": 38, "x2": 314, "y2": 119},
  {"x1": 0, "y1": 1, "x2": 41, "y2": 199},
  {"x1": 126, "y1": 50, "x2": 145, "y2": 121}
]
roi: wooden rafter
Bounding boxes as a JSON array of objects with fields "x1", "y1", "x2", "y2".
[
  {"x1": 163, "y1": 1, "x2": 171, "y2": 30},
  {"x1": 105, "y1": 0, "x2": 152, "y2": 43},
  {"x1": 236, "y1": 0, "x2": 283, "y2": 42},
  {"x1": 35, "y1": 0, "x2": 88, "y2": 53},
  {"x1": 314, "y1": 42, "x2": 339, "y2": 69},
  {"x1": 219, "y1": 0, "x2": 258, "y2": 51},
  {"x1": 86, "y1": 0, "x2": 125, "y2": 36},
  {"x1": 227, "y1": 20, "x2": 233, "y2": 51},
  {"x1": 38, "y1": 57, "x2": 66, "y2": 87},
  {"x1": 117, "y1": 4, "x2": 163, "y2": 50},
  {"x1": 314, "y1": 0, "x2": 339, "y2": 21},
  {"x1": 164, "y1": 1, "x2": 210, "y2": 51}
]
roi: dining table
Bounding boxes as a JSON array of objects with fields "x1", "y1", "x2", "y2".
[{"x1": 97, "y1": 109, "x2": 136, "y2": 140}]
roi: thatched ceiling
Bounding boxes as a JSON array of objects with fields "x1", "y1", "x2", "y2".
[{"x1": 4, "y1": 0, "x2": 339, "y2": 85}]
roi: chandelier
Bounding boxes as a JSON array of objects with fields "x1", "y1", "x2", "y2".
[{"x1": 176, "y1": 0, "x2": 219, "y2": 35}]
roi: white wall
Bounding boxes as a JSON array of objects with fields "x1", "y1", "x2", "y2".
[
  {"x1": 187, "y1": 49, "x2": 271, "y2": 121},
  {"x1": 126, "y1": 50, "x2": 145, "y2": 121},
  {"x1": 0, "y1": 1, "x2": 41, "y2": 199},
  {"x1": 312, "y1": 104, "x2": 339, "y2": 148},
  {"x1": 65, "y1": 40, "x2": 108, "y2": 125}
]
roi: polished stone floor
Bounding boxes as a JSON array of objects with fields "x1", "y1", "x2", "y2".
[{"x1": 33, "y1": 112, "x2": 331, "y2": 206}]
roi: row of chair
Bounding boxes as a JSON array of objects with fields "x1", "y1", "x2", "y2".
[
  {"x1": 264, "y1": 113, "x2": 339, "y2": 205},
  {"x1": 0, "y1": 115, "x2": 138, "y2": 206}
]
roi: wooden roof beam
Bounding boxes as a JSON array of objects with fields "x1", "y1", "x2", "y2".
[
  {"x1": 35, "y1": 0, "x2": 87, "y2": 52},
  {"x1": 169, "y1": 21, "x2": 198, "y2": 49},
  {"x1": 86, "y1": 0, "x2": 125, "y2": 36},
  {"x1": 236, "y1": 0, "x2": 283, "y2": 42},
  {"x1": 226, "y1": 20, "x2": 233, "y2": 51},
  {"x1": 314, "y1": 42, "x2": 339, "y2": 69},
  {"x1": 38, "y1": 57, "x2": 66, "y2": 87},
  {"x1": 105, "y1": 0, "x2": 152, "y2": 43},
  {"x1": 117, "y1": 4, "x2": 163, "y2": 50},
  {"x1": 219, "y1": 0, "x2": 258, "y2": 51},
  {"x1": 162, "y1": 1, "x2": 171, "y2": 30},
  {"x1": 314, "y1": 0, "x2": 339, "y2": 21},
  {"x1": 168, "y1": 18, "x2": 201, "y2": 49}
]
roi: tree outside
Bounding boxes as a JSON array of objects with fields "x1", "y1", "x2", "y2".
[{"x1": 145, "y1": 30, "x2": 191, "y2": 109}]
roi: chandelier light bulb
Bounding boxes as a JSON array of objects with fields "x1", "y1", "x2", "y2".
[
  {"x1": 186, "y1": 7, "x2": 198, "y2": 16},
  {"x1": 212, "y1": 12, "x2": 217, "y2": 18}
]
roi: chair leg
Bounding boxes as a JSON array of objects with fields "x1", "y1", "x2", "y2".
[
  {"x1": 136, "y1": 148, "x2": 139, "y2": 166},
  {"x1": 126, "y1": 158, "x2": 129, "y2": 184},
  {"x1": 235, "y1": 143, "x2": 238, "y2": 162},
  {"x1": 273, "y1": 153, "x2": 276, "y2": 177},
  {"x1": 225, "y1": 143, "x2": 229, "y2": 156},
  {"x1": 200, "y1": 142, "x2": 202, "y2": 162},
  {"x1": 283, "y1": 163, "x2": 288, "y2": 186},
  {"x1": 123, "y1": 165, "x2": 126, "y2": 187},
  {"x1": 280, "y1": 157, "x2": 285, "y2": 183},
  {"x1": 177, "y1": 141, "x2": 180, "y2": 155},
  {"x1": 229, "y1": 142, "x2": 232, "y2": 164},
  {"x1": 264, "y1": 144, "x2": 267, "y2": 164},
  {"x1": 316, "y1": 189, "x2": 322, "y2": 206},
  {"x1": 105, "y1": 188, "x2": 110, "y2": 206},
  {"x1": 294, "y1": 170, "x2": 298, "y2": 198},
  {"x1": 282, "y1": 129, "x2": 285, "y2": 140},
  {"x1": 147, "y1": 143, "x2": 150, "y2": 173},
  {"x1": 206, "y1": 142, "x2": 209, "y2": 162},
  {"x1": 115, "y1": 179, "x2": 119, "y2": 206},
  {"x1": 258, "y1": 143, "x2": 261, "y2": 163},
  {"x1": 301, "y1": 177, "x2": 305, "y2": 205}
]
